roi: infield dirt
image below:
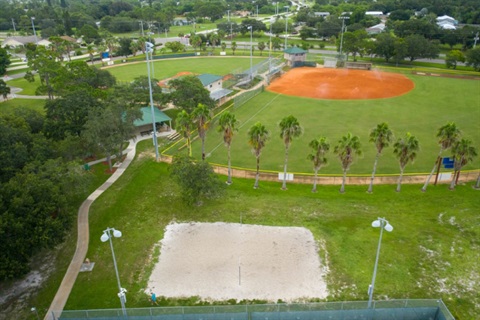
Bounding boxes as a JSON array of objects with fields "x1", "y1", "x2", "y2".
[{"x1": 267, "y1": 67, "x2": 415, "y2": 100}]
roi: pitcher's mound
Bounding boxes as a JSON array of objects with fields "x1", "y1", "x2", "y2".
[
  {"x1": 268, "y1": 68, "x2": 414, "y2": 100},
  {"x1": 146, "y1": 222, "x2": 328, "y2": 301}
]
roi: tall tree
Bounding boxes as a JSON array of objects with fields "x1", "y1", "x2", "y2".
[
  {"x1": 0, "y1": 47, "x2": 11, "y2": 76},
  {"x1": 393, "y1": 132, "x2": 419, "y2": 192},
  {"x1": 217, "y1": 111, "x2": 239, "y2": 185},
  {"x1": 367, "y1": 122, "x2": 393, "y2": 193},
  {"x1": 422, "y1": 122, "x2": 461, "y2": 192},
  {"x1": 176, "y1": 110, "x2": 194, "y2": 156},
  {"x1": 449, "y1": 139, "x2": 477, "y2": 190},
  {"x1": 247, "y1": 122, "x2": 270, "y2": 189},
  {"x1": 279, "y1": 115, "x2": 303, "y2": 190},
  {"x1": 465, "y1": 46, "x2": 480, "y2": 71},
  {"x1": 192, "y1": 103, "x2": 212, "y2": 160},
  {"x1": 334, "y1": 133, "x2": 362, "y2": 193},
  {"x1": 0, "y1": 80, "x2": 11, "y2": 100},
  {"x1": 168, "y1": 76, "x2": 215, "y2": 113},
  {"x1": 170, "y1": 155, "x2": 225, "y2": 206},
  {"x1": 307, "y1": 137, "x2": 330, "y2": 193}
]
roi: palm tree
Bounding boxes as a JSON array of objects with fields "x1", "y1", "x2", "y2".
[
  {"x1": 307, "y1": 137, "x2": 330, "y2": 193},
  {"x1": 393, "y1": 132, "x2": 420, "y2": 192},
  {"x1": 334, "y1": 133, "x2": 362, "y2": 193},
  {"x1": 217, "y1": 111, "x2": 239, "y2": 185},
  {"x1": 86, "y1": 44, "x2": 95, "y2": 65},
  {"x1": 279, "y1": 115, "x2": 303, "y2": 190},
  {"x1": 422, "y1": 122, "x2": 461, "y2": 191},
  {"x1": 192, "y1": 104, "x2": 212, "y2": 160},
  {"x1": 176, "y1": 110, "x2": 194, "y2": 156},
  {"x1": 367, "y1": 122, "x2": 393, "y2": 193},
  {"x1": 449, "y1": 139, "x2": 477, "y2": 190},
  {"x1": 247, "y1": 122, "x2": 270, "y2": 189}
]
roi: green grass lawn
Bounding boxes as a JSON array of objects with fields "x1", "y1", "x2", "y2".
[
  {"x1": 0, "y1": 98, "x2": 45, "y2": 114},
  {"x1": 61, "y1": 143, "x2": 479, "y2": 319},
  {"x1": 165, "y1": 71, "x2": 480, "y2": 175},
  {"x1": 106, "y1": 57, "x2": 268, "y2": 82},
  {"x1": 6, "y1": 75, "x2": 40, "y2": 95}
]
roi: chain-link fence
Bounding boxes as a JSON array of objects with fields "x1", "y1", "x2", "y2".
[
  {"x1": 223, "y1": 58, "x2": 283, "y2": 89},
  {"x1": 54, "y1": 299, "x2": 454, "y2": 320},
  {"x1": 233, "y1": 85, "x2": 264, "y2": 110}
]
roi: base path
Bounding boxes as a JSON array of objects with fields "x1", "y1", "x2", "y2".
[{"x1": 267, "y1": 67, "x2": 415, "y2": 100}]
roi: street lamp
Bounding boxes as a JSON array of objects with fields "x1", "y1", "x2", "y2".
[
  {"x1": 31, "y1": 17, "x2": 38, "y2": 44},
  {"x1": 367, "y1": 218, "x2": 393, "y2": 309},
  {"x1": 101, "y1": 227, "x2": 127, "y2": 316},
  {"x1": 248, "y1": 26, "x2": 253, "y2": 81},
  {"x1": 338, "y1": 16, "x2": 350, "y2": 59},
  {"x1": 284, "y1": 6, "x2": 289, "y2": 48},
  {"x1": 31, "y1": 307, "x2": 40, "y2": 320},
  {"x1": 268, "y1": 18, "x2": 273, "y2": 83},
  {"x1": 145, "y1": 42, "x2": 160, "y2": 161}
]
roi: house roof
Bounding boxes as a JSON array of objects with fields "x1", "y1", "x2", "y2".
[
  {"x1": 60, "y1": 35, "x2": 77, "y2": 43},
  {"x1": 197, "y1": 74, "x2": 222, "y2": 86},
  {"x1": 134, "y1": 107, "x2": 172, "y2": 127},
  {"x1": 2, "y1": 36, "x2": 38, "y2": 47},
  {"x1": 284, "y1": 47, "x2": 307, "y2": 54},
  {"x1": 437, "y1": 15, "x2": 454, "y2": 21}
]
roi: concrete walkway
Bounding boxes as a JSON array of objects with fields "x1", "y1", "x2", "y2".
[{"x1": 43, "y1": 132, "x2": 172, "y2": 320}]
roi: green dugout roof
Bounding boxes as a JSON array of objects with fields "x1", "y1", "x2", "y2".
[{"x1": 134, "y1": 107, "x2": 172, "y2": 127}]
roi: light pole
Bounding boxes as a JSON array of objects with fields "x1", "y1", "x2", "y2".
[
  {"x1": 268, "y1": 19, "x2": 273, "y2": 83},
  {"x1": 367, "y1": 218, "x2": 393, "y2": 309},
  {"x1": 284, "y1": 6, "x2": 289, "y2": 48},
  {"x1": 338, "y1": 16, "x2": 350, "y2": 59},
  {"x1": 248, "y1": 26, "x2": 253, "y2": 81},
  {"x1": 31, "y1": 17, "x2": 38, "y2": 44},
  {"x1": 31, "y1": 307, "x2": 40, "y2": 320},
  {"x1": 101, "y1": 227, "x2": 127, "y2": 316},
  {"x1": 145, "y1": 42, "x2": 160, "y2": 161}
]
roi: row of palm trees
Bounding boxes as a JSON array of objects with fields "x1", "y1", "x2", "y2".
[{"x1": 176, "y1": 109, "x2": 478, "y2": 192}]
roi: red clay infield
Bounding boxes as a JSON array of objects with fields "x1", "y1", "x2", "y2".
[{"x1": 267, "y1": 68, "x2": 415, "y2": 100}]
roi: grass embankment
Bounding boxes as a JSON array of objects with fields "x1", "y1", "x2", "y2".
[{"x1": 63, "y1": 140, "x2": 479, "y2": 319}]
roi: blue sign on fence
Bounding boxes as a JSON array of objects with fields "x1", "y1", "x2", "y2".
[{"x1": 442, "y1": 157, "x2": 454, "y2": 169}]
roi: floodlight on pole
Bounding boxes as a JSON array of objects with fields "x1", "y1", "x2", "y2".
[
  {"x1": 145, "y1": 41, "x2": 160, "y2": 161},
  {"x1": 338, "y1": 16, "x2": 350, "y2": 58},
  {"x1": 284, "y1": 6, "x2": 289, "y2": 48},
  {"x1": 248, "y1": 26, "x2": 253, "y2": 81},
  {"x1": 101, "y1": 227, "x2": 127, "y2": 316},
  {"x1": 368, "y1": 217, "x2": 393, "y2": 309}
]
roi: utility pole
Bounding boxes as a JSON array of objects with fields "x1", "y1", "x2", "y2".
[
  {"x1": 11, "y1": 18, "x2": 16, "y2": 35},
  {"x1": 284, "y1": 6, "x2": 289, "y2": 48},
  {"x1": 139, "y1": 21, "x2": 145, "y2": 37}
]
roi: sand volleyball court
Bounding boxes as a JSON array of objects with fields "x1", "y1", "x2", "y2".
[{"x1": 146, "y1": 222, "x2": 328, "y2": 301}]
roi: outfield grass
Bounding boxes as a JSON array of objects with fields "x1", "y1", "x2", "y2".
[
  {"x1": 106, "y1": 57, "x2": 267, "y2": 83},
  {"x1": 170, "y1": 72, "x2": 479, "y2": 175},
  {"x1": 62, "y1": 141, "x2": 479, "y2": 319}
]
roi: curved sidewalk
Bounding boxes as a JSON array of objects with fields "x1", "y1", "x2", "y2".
[{"x1": 44, "y1": 139, "x2": 140, "y2": 320}]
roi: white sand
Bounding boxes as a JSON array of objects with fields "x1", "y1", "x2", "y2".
[{"x1": 146, "y1": 222, "x2": 328, "y2": 301}]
